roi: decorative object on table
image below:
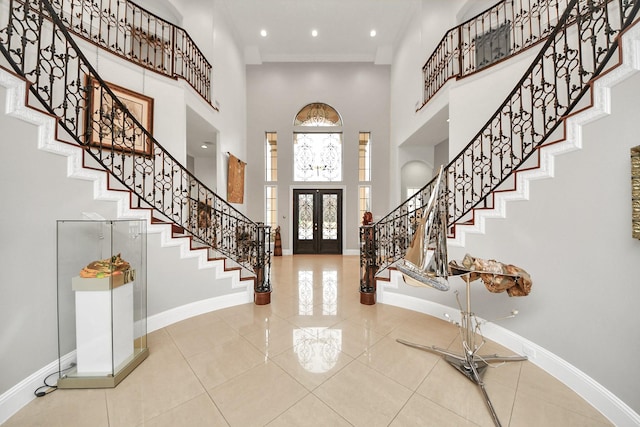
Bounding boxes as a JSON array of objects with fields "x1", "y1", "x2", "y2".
[
  {"x1": 79, "y1": 253, "x2": 131, "y2": 279},
  {"x1": 398, "y1": 259, "x2": 530, "y2": 427},
  {"x1": 450, "y1": 253, "x2": 532, "y2": 297},
  {"x1": 273, "y1": 225, "x2": 282, "y2": 256},
  {"x1": 227, "y1": 153, "x2": 246, "y2": 204},
  {"x1": 632, "y1": 145, "x2": 640, "y2": 239},
  {"x1": 397, "y1": 165, "x2": 449, "y2": 291},
  {"x1": 86, "y1": 77, "x2": 154, "y2": 156},
  {"x1": 76, "y1": 253, "x2": 135, "y2": 289}
]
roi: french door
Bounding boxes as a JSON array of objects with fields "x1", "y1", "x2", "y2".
[{"x1": 293, "y1": 189, "x2": 342, "y2": 254}]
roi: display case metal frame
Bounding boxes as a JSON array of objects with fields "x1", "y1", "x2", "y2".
[{"x1": 56, "y1": 219, "x2": 148, "y2": 389}]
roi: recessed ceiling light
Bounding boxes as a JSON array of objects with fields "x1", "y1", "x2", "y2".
[
  {"x1": 260, "y1": 29, "x2": 267, "y2": 37},
  {"x1": 201, "y1": 144, "x2": 208, "y2": 149},
  {"x1": 311, "y1": 29, "x2": 318, "y2": 37},
  {"x1": 370, "y1": 29, "x2": 377, "y2": 37}
]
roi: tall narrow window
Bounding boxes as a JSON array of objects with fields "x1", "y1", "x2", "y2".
[
  {"x1": 359, "y1": 186, "x2": 371, "y2": 223},
  {"x1": 265, "y1": 132, "x2": 277, "y2": 181},
  {"x1": 359, "y1": 132, "x2": 371, "y2": 182},
  {"x1": 265, "y1": 185, "x2": 277, "y2": 234}
]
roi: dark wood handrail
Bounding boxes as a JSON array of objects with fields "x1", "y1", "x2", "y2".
[
  {"x1": 0, "y1": 0, "x2": 271, "y2": 293},
  {"x1": 47, "y1": 0, "x2": 216, "y2": 108},
  {"x1": 362, "y1": 0, "x2": 640, "y2": 296}
]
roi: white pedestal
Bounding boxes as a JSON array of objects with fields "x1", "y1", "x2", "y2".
[{"x1": 72, "y1": 277, "x2": 134, "y2": 376}]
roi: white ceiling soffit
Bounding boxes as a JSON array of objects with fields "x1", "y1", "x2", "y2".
[
  {"x1": 401, "y1": 105, "x2": 449, "y2": 147},
  {"x1": 186, "y1": 107, "x2": 218, "y2": 158},
  {"x1": 220, "y1": 0, "x2": 419, "y2": 64}
]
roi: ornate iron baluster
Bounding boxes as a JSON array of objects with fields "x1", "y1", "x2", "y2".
[
  {"x1": 360, "y1": 0, "x2": 640, "y2": 301},
  {"x1": 418, "y1": 0, "x2": 571, "y2": 110},
  {"x1": 45, "y1": 0, "x2": 213, "y2": 106}
]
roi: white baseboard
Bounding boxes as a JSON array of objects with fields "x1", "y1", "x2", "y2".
[
  {"x1": 0, "y1": 290, "x2": 253, "y2": 425},
  {"x1": 147, "y1": 290, "x2": 252, "y2": 332},
  {"x1": 0, "y1": 352, "x2": 76, "y2": 425}
]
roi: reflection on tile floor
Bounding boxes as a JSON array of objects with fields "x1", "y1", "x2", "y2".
[{"x1": 4, "y1": 255, "x2": 612, "y2": 426}]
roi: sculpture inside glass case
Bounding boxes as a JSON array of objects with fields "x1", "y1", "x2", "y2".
[{"x1": 79, "y1": 253, "x2": 130, "y2": 278}]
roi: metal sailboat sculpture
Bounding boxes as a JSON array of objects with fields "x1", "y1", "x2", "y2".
[{"x1": 397, "y1": 165, "x2": 449, "y2": 291}]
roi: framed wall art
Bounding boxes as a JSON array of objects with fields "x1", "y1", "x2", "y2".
[{"x1": 86, "y1": 76, "x2": 154, "y2": 156}]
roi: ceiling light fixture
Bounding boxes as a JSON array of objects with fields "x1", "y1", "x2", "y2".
[
  {"x1": 201, "y1": 144, "x2": 208, "y2": 149},
  {"x1": 260, "y1": 29, "x2": 267, "y2": 37},
  {"x1": 311, "y1": 29, "x2": 318, "y2": 37},
  {"x1": 370, "y1": 29, "x2": 377, "y2": 37}
]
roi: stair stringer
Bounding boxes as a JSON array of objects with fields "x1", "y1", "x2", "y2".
[
  {"x1": 447, "y1": 22, "x2": 640, "y2": 248},
  {"x1": 0, "y1": 67, "x2": 255, "y2": 322}
]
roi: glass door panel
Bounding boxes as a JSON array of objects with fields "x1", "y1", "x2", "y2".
[{"x1": 293, "y1": 189, "x2": 342, "y2": 254}]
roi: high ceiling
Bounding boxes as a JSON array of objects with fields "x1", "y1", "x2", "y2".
[
  {"x1": 178, "y1": 0, "x2": 448, "y2": 157},
  {"x1": 219, "y1": 0, "x2": 420, "y2": 64}
]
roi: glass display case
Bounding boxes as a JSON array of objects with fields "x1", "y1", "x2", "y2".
[{"x1": 56, "y1": 220, "x2": 148, "y2": 388}]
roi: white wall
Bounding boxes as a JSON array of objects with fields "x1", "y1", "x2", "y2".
[
  {"x1": 447, "y1": 47, "x2": 539, "y2": 156},
  {"x1": 87, "y1": 43, "x2": 188, "y2": 163},
  {"x1": 204, "y1": 0, "x2": 248, "y2": 211},
  {"x1": 386, "y1": 0, "x2": 640, "y2": 414},
  {"x1": 194, "y1": 156, "x2": 217, "y2": 191},
  {"x1": 385, "y1": 71, "x2": 640, "y2": 414},
  {"x1": 0, "y1": 89, "x2": 119, "y2": 396},
  {"x1": 0, "y1": 0, "x2": 248, "y2": 406},
  {"x1": 245, "y1": 62, "x2": 391, "y2": 252},
  {"x1": 433, "y1": 139, "x2": 449, "y2": 171},
  {"x1": 401, "y1": 160, "x2": 432, "y2": 199},
  {"x1": 389, "y1": 0, "x2": 464, "y2": 207},
  {"x1": 160, "y1": 0, "x2": 249, "y2": 212}
]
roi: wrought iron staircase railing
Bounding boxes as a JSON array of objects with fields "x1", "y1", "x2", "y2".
[
  {"x1": 0, "y1": 0, "x2": 271, "y2": 296},
  {"x1": 360, "y1": 0, "x2": 640, "y2": 303},
  {"x1": 419, "y1": 0, "x2": 571, "y2": 110},
  {"x1": 47, "y1": 0, "x2": 214, "y2": 107}
]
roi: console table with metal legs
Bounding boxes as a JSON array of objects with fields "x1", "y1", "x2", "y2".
[{"x1": 397, "y1": 272, "x2": 527, "y2": 427}]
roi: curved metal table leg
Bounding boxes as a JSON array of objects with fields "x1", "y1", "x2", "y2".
[{"x1": 396, "y1": 274, "x2": 527, "y2": 427}]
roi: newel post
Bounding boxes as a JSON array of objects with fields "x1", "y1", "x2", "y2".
[
  {"x1": 254, "y1": 223, "x2": 272, "y2": 305},
  {"x1": 359, "y1": 223, "x2": 377, "y2": 305}
]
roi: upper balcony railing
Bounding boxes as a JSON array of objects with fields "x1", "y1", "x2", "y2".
[
  {"x1": 47, "y1": 0, "x2": 215, "y2": 107},
  {"x1": 0, "y1": 0, "x2": 270, "y2": 293},
  {"x1": 362, "y1": 0, "x2": 640, "y2": 297},
  {"x1": 419, "y1": 0, "x2": 570, "y2": 110}
]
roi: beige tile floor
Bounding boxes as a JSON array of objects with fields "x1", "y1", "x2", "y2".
[{"x1": 4, "y1": 255, "x2": 612, "y2": 426}]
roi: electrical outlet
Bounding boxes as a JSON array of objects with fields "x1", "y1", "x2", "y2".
[{"x1": 522, "y1": 344, "x2": 536, "y2": 359}]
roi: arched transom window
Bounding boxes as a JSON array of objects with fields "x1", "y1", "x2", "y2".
[
  {"x1": 294, "y1": 103, "x2": 342, "y2": 126},
  {"x1": 293, "y1": 102, "x2": 342, "y2": 182}
]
